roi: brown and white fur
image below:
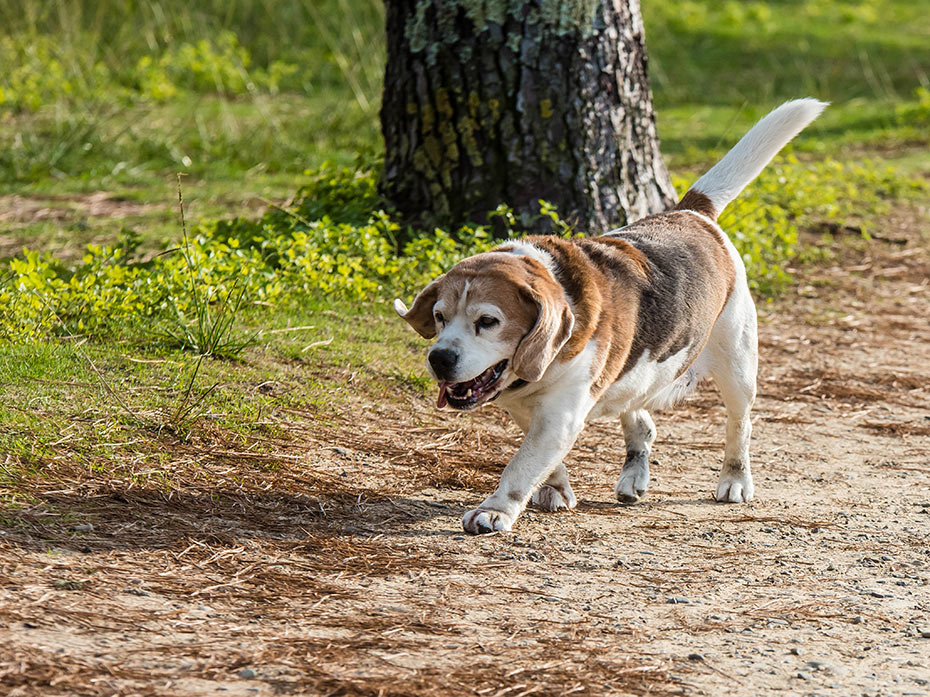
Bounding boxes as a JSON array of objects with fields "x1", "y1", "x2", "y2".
[{"x1": 395, "y1": 99, "x2": 826, "y2": 535}]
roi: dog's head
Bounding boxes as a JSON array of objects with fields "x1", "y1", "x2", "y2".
[{"x1": 394, "y1": 252, "x2": 574, "y2": 410}]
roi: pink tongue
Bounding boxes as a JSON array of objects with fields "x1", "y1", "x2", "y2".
[{"x1": 437, "y1": 382, "x2": 449, "y2": 409}]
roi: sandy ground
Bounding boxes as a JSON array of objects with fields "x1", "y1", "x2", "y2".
[{"x1": 1, "y1": 203, "x2": 928, "y2": 696}]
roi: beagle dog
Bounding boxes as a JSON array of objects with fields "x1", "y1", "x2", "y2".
[{"x1": 395, "y1": 99, "x2": 826, "y2": 534}]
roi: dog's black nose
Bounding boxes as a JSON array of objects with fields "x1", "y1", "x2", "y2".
[{"x1": 428, "y1": 348, "x2": 458, "y2": 379}]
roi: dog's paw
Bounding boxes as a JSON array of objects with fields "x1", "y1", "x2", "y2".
[
  {"x1": 531, "y1": 484, "x2": 577, "y2": 512},
  {"x1": 715, "y1": 472, "x2": 754, "y2": 503},
  {"x1": 615, "y1": 460, "x2": 649, "y2": 503},
  {"x1": 462, "y1": 508, "x2": 513, "y2": 535}
]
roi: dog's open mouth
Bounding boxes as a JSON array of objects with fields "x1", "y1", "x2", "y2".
[{"x1": 437, "y1": 360, "x2": 508, "y2": 410}]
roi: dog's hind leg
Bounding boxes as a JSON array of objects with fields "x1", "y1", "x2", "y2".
[
  {"x1": 706, "y1": 286, "x2": 758, "y2": 502},
  {"x1": 614, "y1": 409, "x2": 656, "y2": 503},
  {"x1": 531, "y1": 463, "x2": 577, "y2": 511}
]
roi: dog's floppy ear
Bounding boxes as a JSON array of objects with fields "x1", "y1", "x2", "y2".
[
  {"x1": 511, "y1": 282, "x2": 574, "y2": 382},
  {"x1": 393, "y1": 276, "x2": 443, "y2": 339}
]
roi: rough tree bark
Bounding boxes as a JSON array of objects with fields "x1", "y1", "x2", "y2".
[{"x1": 380, "y1": 0, "x2": 677, "y2": 235}]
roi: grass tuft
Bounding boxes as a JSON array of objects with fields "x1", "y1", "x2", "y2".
[{"x1": 158, "y1": 175, "x2": 256, "y2": 358}]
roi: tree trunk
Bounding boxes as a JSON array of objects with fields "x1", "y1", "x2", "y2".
[{"x1": 380, "y1": 0, "x2": 677, "y2": 236}]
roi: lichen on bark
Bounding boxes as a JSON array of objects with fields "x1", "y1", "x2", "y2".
[{"x1": 407, "y1": 0, "x2": 601, "y2": 55}]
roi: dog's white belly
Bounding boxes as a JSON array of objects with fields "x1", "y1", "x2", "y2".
[{"x1": 587, "y1": 347, "x2": 693, "y2": 421}]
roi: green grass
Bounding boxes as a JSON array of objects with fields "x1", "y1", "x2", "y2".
[
  {"x1": 0, "y1": 0, "x2": 386, "y2": 247},
  {"x1": 0, "y1": 95, "x2": 378, "y2": 190},
  {"x1": 0, "y1": 297, "x2": 426, "y2": 482},
  {"x1": 647, "y1": 0, "x2": 930, "y2": 105},
  {"x1": 657, "y1": 100, "x2": 930, "y2": 168},
  {"x1": 647, "y1": 0, "x2": 930, "y2": 162},
  {"x1": 1, "y1": 0, "x2": 929, "y2": 489}
]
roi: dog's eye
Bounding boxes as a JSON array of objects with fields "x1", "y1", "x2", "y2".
[
  {"x1": 475, "y1": 315, "x2": 499, "y2": 333},
  {"x1": 435, "y1": 312, "x2": 445, "y2": 325}
]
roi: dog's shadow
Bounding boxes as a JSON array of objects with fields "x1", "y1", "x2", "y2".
[
  {"x1": 574, "y1": 496, "x2": 721, "y2": 515},
  {"x1": 1, "y1": 481, "x2": 732, "y2": 555},
  {"x1": 0, "y1": 484, "x2": 465, "y2": 555}
]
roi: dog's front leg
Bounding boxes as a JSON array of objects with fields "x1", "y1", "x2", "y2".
[{"x1": 462, "y1": 394, "x2": 589, "y2": 534}]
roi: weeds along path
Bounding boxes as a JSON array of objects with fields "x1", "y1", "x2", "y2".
[{"x1": 1, "y1": 203, "x2": 928, "y2": 696}]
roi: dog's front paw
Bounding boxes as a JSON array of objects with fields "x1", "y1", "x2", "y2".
[
  {"x1": 462, "y1": 508, "x2": 514, "y2": 534},
  {"x1": 531, "y1": 484, "x2": 577, "y2": 512},
  {"x1": 715, "y1": 471, "x2": 754, "y2": 503}
]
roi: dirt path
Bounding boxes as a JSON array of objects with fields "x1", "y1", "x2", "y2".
[{"x1": 1, "y1": 204, "x2": 928, "y2": 696}]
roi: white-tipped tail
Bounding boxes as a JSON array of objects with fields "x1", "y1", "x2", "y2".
[{"x1": 685, "y1": 99, "x2": 827, "y2": 216}]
